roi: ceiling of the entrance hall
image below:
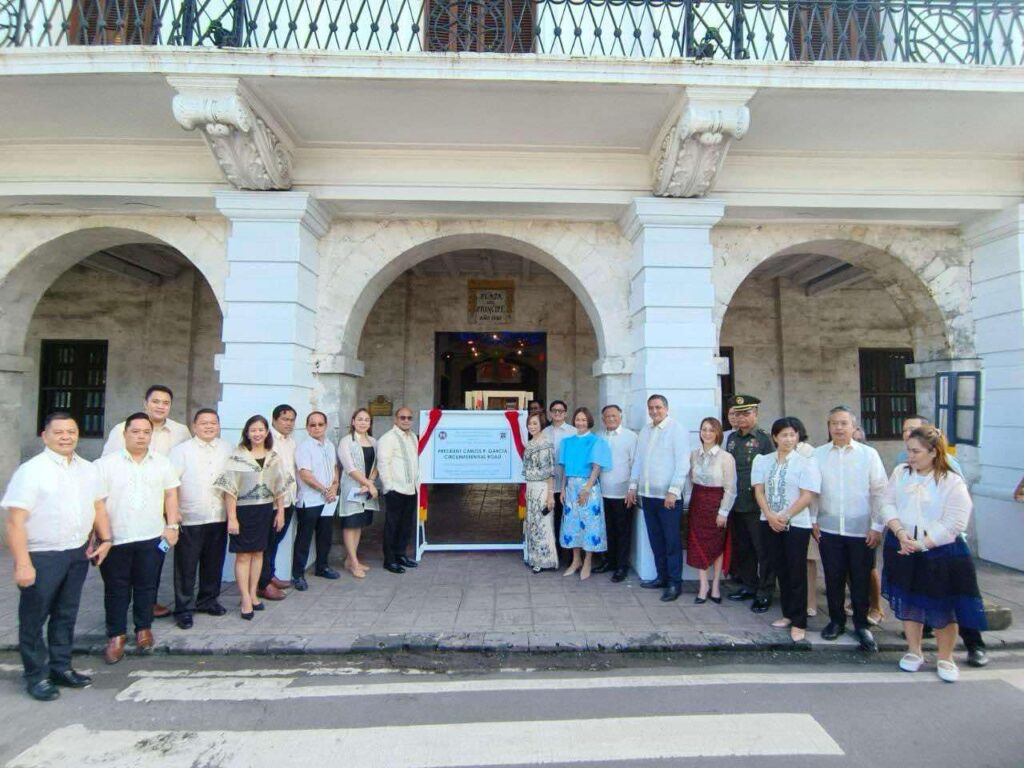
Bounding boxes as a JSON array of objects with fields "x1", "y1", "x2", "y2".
[{"x1": 407, "y1": 250, "x2": 555, "y2": 278}]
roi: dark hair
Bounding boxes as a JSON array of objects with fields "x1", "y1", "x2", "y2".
[
  {"x1": 601, "y1": 404, "x2": 622, "y2": 415},
  {"x1": 41, "y1": 411, "x2": 76, "y2": 431},
  {"x1": 124, "y1": 412, "x2": 153, "y2": 430},
  {"x1": 647, "y1": 394, "x2": 669, "y2": 408},
  {"x1": 789, "y1": 416, "x2": 809, "y2": 443},
  {"x1": 528, "y1": 399, "x2": 544, "y2": 410},
  {"x1": 906, "y1": 425, "x2": 952, "y2": 481},
  {"x1": 272, "y1": 404, "x2": 297, "y2": 421},
  {"x1": 349, "y1": 408, "x2": 374, "y2": 437},
  {"x1": 193, "y1": 408, "x2": 219, "y2": 423},
  {"x1": 145, "y1": 385, "x2": 173, "y2": 401},
  {"x1": 549, "y1": 400, "x2": 568, "y2": 411},
  {"x1": 241, "y1": 415, "x2": 273, "y2": 450},
  {"x1": 770, "y1": 416, "x2": 804, "y2": 441},
  {"x1": 305, "y1": 411, "x2": 328, "y2": 427},
  {"x1": 526, "y1": 412, "x2": 545, "y2": 438},
  {"x1": 571, "y1": 406, "x2": 595, "y2": 429},
  {"x1": 699, "y1": 417, "x2": 724, "y2": 446}
]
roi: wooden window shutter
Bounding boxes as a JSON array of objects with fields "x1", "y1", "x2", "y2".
[
  {"x1": 68, "y1": 0, "x2": 159, "y2": 45},
  {"x1": 424, "y1": 0, "x2": 533, "y2": 52},
  {"x1": 789, "y1": 1, "x2": 881, "y2": 61}
]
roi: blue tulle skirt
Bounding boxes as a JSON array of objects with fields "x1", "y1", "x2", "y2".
[{"x1": 881, "y1": 531, "x2": 987, "y2": 630}]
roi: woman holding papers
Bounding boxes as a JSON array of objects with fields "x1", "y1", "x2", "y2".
[{"x1": 338, "y1": 408, "x2": 381, "y2": 579}]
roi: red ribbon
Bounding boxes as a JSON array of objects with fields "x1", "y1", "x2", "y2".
[
  {"x1": 417, "y1": 408, "x2": 443, "y2": 521},
  {"x1": 504, "y1": 411, "x2": 527, "y2": 519}
]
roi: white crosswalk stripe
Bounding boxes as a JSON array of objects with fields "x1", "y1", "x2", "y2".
[{"x1": 7, "y1": 715, "x2": 843, "y2": 767}]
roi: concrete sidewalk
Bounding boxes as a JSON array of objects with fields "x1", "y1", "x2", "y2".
[{"x1": 0, "y1": 548, "x2": 1020, "y2": 657}]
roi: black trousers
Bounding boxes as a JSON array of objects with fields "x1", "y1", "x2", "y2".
[
  {"x1": 100, "y1": 537, "x2": 164, "y2": 637},
  {"x1": 553, "y1": 492, "x2": 565, "y2": 560},
  {"x1": 292, "y1": 505, "x2": 333, "y2": 578},
  {"x1": 173, "y1": 522, "x2": 226, "y2": 616},
  {"x1": 819, "y1": 530, "x2": 874, "y2": 630},
  {"x1": 383, "y1": 491, "x2": 417, "y2": 564},
  {"x1": 603, "y1": 497, "x2": 633, "y2": 571},
  {"x1": 762, "y1": 522, "x2": 812, "y2": 628},
  {"x1": 258, "y1": 504, "x2": 294, "y2": 589},
  {"x1": 18, "y1": 544, "x2": 89, "y2": 685},
  {"x1": 731, "y1": 513, "x2": 774, "y2": 599},
  {"x1": 641, "y1": 495, "x2": 683, "y2": 585}
]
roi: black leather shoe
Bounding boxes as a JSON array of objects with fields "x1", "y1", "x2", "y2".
[
  {"x1": 293, "y1": 577, "x2": 309, "y2": 591},
  {"x1": 660, "y1": 584, "x2": 682, "y2": 602},
  {"x1": 967, "y1": 648, "x2": 990, "y2": 668},
  {"x1": 728, "y1": 589, "x2": 755, "y2": 601},
  {"x1": 204, "y1": 603, "x2": 227, "y2": 617},
  {"x1": 855, "y1": 627, "x2": 879, "y2": 652},
  {"x1": 611, "y1": 569, "x2": 628, "y2": 583},
  {"x1": 821, "y1": 621, "x2": 845, "y2": 641},
  {"x1": 710, "y1": 595, "x2": 722, "y2": 605},
  {"x1": 315, "y1": 567, "x2": 341, "y2": 579},
  {"x1": 694, "y1": 595, "x2": 707, "y2": 605},
  {"x1": 751, "y1": 597, "x2": 771, "y2": 613},
  {"x1": 591, "y1": 561, "x2": 614, "y2": 574},
  {"x1": 640, "y1": 578, "x2": 667, "y2": 589},
  {"x1": 397, "y1": 556, "x2": 419, "y2": 569},
  {"x1": 175, "y1": 614, "x2": 193, "y2": 630},
  {"x1": 49, "y1": 669, "x2": 91, "y2": 689},
  {"x1": 27, "y1": 679, "x2": 60, "y2": 701},
  {"x1": 383, "y1": 562, "x2": 406, "y2": 574}
]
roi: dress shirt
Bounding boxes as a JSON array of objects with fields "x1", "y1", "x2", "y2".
[
  {"x1": 1, "y1": 449, "x2": 99, "y2": 552},
  {"x1": 541, "y1": 422, "x2": 576, "y2": 492},
  {"x1": 272, "y1": 430, "x2": 298, "y2": 506},
  {"x1": 686, "y1": 445, "x2": 738, "y2": 517},
  {"x1": 102, "y1": 418, "x2": 191, "y2": 457},
  {"x1": 628, "y1": 416, "x2": 691, "y2": 499},
  {"x1": 813, "y1": 441, "x2": 888, "y2": 537},
  {"x1": 377, "y1": 427, "x2": 419, "y2": 495},
  {"x1": 598, "y1": 427, "x2": 638, "y2": 499},
  {"x1": 295, "y1": 437, "x2": 339, "y2": 509},
  {"x1": 879, "y1": 467, "x2": 972, "y2": 549},
  {"x1": 96, "y1": 450, "x2": 180, "y2": 545},
  {"x1": 751, "y1": 450, "x2": 822, "y2": 528},
  {"x1": 169, "y1": 437, "x2": 233, "y2": 526}
]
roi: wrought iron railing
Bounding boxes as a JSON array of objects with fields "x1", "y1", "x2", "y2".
[{"x1": 1, "y1": 0, "x2": 1021, "y2": 63}]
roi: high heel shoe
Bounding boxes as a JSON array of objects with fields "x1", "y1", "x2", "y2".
[
  {"x1": 710, "y1": 595, "x2": 722, "y2": 604},
  {"x1": 694, "y1": 595, "x2": 707, "y2": 604},
  {"x1": 253, "y1": 602, "x2": 265, "y2": 612},
  {"x1": 240, "y1": 610, "x2": 254, "y2": 621}
]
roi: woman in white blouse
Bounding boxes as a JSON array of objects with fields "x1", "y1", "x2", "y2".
[
  {"x1": 880, "y1": 425, "x2": 986, "y2": 683},
  {"x1": 751, "y1": 417, "x2": 822, "y2": 642},
  {"x1": 685, "y1": 417, "x2": 736, "y2": 604},
  {"x1": 336, "y1": 408, "x2": 380, "y2": 579}
]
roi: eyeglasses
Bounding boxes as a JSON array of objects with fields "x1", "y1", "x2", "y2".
[
  {"x1": 397, "y1": 416, "x2": 413, "y2": 421},
  {"x1": 550, "y1": 408, "x2": 566, "y2": 414}
]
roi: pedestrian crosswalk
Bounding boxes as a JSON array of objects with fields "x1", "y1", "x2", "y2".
[{"x1": 6, "y1": 664, "x2": 1023, "y2": 767}]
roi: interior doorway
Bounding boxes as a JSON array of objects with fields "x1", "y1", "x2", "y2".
[{"x1": 435, "y1": 331, "x2": 546, "y2": 409}]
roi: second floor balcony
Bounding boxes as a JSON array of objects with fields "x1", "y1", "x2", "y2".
[{"x1": 1, "y1": 0, "x2": 1021, "y2": 64}]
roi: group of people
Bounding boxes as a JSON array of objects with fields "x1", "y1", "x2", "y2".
[
  {"x1": 520, "y1": 394, "x2": 993, "y2": 683},
  {"x1": 2, "y1": 384, "x2": 427, "y2": 702},
  {"x1": 2, "y1": 383, "x2": 1008, "y2": 702}
]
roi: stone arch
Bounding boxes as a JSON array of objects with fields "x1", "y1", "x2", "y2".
[
  {"x1": 317, "y1": 221, "x2": 632, "y2": 365},
  {"x1": 712, "y1": 226, "x2": 973, "y2": 363}
]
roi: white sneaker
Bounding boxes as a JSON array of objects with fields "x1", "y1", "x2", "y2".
[
  {"x1": 936, "y1": 660, "x2": 960, "y2": 683},
  {"x1": 899, "y1": 653, "x2": 924, "y2": 672}
]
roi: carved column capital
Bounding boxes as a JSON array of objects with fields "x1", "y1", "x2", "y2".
[
  {"x1": 652, "y1": 88, "x2": 755, "y2": 198},
  {"x1": 168, "y1": 76, "x2": 293, "y2": 191}
]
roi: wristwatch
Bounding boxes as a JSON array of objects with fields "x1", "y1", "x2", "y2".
[{"x1": 165, "y1": 524, "x2": 180, "y2": 531}]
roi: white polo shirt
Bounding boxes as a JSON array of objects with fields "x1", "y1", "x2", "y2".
[
  {"x1": 1, "y1": 449, "x2": 99, "y2": 552},
  {"x1": 170, "y1": 437, "x2": 233, "y2": 525},
  {"x1": 96, "y1": 450, "x2": 180, "y2": 545}
]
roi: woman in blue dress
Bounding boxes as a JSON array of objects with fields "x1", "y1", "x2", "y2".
[{"x1": 558, "y1": 406, "x2": 613, "y2": 580}]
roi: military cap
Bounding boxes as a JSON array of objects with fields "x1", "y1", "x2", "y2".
[{"x1": 727, "y1": 394, "x2": 761, "y2": 412}]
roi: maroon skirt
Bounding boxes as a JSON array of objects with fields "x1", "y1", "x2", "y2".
[{"x1": 687, "y1": 483, "x2": 727, "y2": 569}]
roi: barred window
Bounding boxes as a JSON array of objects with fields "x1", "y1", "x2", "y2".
[
  {"x1": 38, "y1": 340, "x2": 108, "y2": 437},
  {"x1": 859, "y1": 348, "x2": 916, "y2": 439}
]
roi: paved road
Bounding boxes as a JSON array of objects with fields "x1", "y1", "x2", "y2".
[{"x1": 1, "y1": 651, "x2": 1022, "y2": 767}]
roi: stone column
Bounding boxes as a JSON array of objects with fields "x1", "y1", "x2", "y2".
[
  {"x1": 618, "y1": 197, "x2": 725, "y2": 579},
  {"x1": 593, "y1": 356, "x2": 632, "y2": 416},
  {"x1": 965, "y1": 205, "x2": 1024, "y2": 570},
  {"x1": 0, "y1": 357, "x2": 31, "y2": 542},
  {"x1": 214, "y1": 191, "x2": 329, "y2": 435}
]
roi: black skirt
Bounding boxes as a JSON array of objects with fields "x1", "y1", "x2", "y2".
[
  {"x1": 229, "y1": 502, "x2": 275, "y2": 554},
  {"x1": 881, "y1": 531, "x2": 987, "y2": 630},
  {"x1": 339, "y1": 509, "x2": 374, "y2": 529}
]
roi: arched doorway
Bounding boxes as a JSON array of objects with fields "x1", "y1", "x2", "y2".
[
  {"x1": 0, "y1": 227, "x2": 224, "y2": 464},
  {"x1": 718, "y1": 241, "x2": 957, "y2": 468},
  {"x1": 355, "y1": 248, "x2": 601, "y2": 544}
]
